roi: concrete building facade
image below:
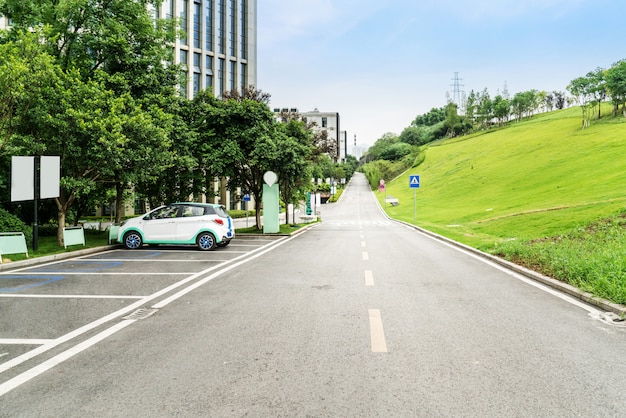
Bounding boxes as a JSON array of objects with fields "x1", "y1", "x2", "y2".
[{"x1": 156, "y1": 0, "x2": 257, "y2": 100}]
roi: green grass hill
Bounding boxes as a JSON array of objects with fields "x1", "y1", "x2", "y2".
[{"x1": 376, "y1": 105, "x2": 626, "y2": 305}]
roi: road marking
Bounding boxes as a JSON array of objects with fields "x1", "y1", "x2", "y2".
[
  {"x1": 361, "y1": 241, "x2": 366, "y2": 248},
  {"x1": 362, "y1": 252, "x2": 369, "y2": 260},
  {"x1": 0, "y1": 339, "x2": 55, "y2": 345},
  {"x1": 368, "y1": 309, "x2": 388, "y2": 353},
  {"x1": 0, "y1": 234, "x2": 300, "y2": 396},
  {"x1": 2, "y1": 272, "x2": 192, "y2": 276},
  {"x1": 0, "y1": 320, "x2": 135, "y2": 397},
  {"x1": 0, "y1": 236, "x2": 293, "y2": 379},
  {"x1": 364, "y1": 270, "x2": 374, "y2": 286},
  {"x1": 0, "y1": 294, "x2": 144, "y2": 299}
]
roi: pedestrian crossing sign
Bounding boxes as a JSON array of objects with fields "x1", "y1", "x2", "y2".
[{"x1": 409, "y1": 175, "x2": 420, "y2": 188}]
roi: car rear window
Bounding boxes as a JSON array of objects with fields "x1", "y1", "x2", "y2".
[{"x1": 214, "y1": 205, "x2": 229, "y2": 217}]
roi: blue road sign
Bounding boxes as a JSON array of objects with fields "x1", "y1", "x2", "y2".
[
  {"x1": 242, "y1": 194, "x2": 251, "y2": 202},
  {"x1": 409, "y1": 175, "x2": 420, "y2": 188}
]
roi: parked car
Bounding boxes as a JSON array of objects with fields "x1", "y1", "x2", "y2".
[{"x1": 118, "y1": 202, "x2": 234, "y2": 251}]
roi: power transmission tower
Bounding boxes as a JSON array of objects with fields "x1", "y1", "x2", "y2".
[{"x1": 450, "y1": 72, "x2": 465, "y2": 114}]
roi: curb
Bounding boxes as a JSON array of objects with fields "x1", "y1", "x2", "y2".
[{"x1": 0, "y1": 245, "x2": 120, "y2": 272}]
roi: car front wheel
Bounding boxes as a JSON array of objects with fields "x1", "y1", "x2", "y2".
[
  {"x1": 197, "y1": 232, "x2": 216, "y2": 251},
  {"x1": 123, "y1": 231, "x2": 143, "y2": 249}
]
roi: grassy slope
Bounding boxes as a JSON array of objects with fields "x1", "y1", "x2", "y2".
[{"x1": 379, "y1": 105, "x2": 626, "y2": 250}]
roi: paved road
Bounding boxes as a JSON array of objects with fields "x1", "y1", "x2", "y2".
[{"x1": 1, "y1": 173, "x2": 625, "y2": 417}]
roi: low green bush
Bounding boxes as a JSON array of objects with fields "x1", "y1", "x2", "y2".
[{"x1": 0, "y1": 208, "x2": 33, "y2": 246}]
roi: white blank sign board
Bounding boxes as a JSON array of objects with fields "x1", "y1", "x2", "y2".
[
  {"x1": 11, "y1": 156, "x2": 34, "y2": 202},
  {"x1": 40, "y1": 156, "x2": 60, "y2": 199}
]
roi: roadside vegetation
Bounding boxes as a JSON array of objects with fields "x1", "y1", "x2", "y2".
[
  {"x1": 366, "y1": 104, "x2": 626, "y2": 305},
  {"x1": 0, "y1": 1, "x2": 357, "y2": 253}
]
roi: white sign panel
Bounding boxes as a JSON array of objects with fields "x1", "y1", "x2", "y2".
[
  {"x1": 11, "y1": 156, "x2": 34, "y2": 202},
  {"x1": 40, "y1": 156, "x2": 60, "y2": 199}
]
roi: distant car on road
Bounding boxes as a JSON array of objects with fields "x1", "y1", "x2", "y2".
[{"x1": 118, "y1": 202, "x2": 234, "y2": 251}]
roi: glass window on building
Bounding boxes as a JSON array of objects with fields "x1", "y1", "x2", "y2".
[
  {"x1": 206, "y1": 55, "x2": 214, "y2": 89},
  {"x1": 240, "y1": 62, "x2": 246, "y2": 90},
  {"x1": 322, "y1": 117, "x2": 328, "y2": 128},
  {"x1": 217, "y1": 0, "x2": 225, "y2": 54},
  {"x1": 205, "y1": 0, "x2": 213, "y2": 51},
  {"x1": 239, "y1": 0, "x2": 247, "y2": 59},
  {"x1": 229, "y1": 0, "x2": 236, "y2": 56},
  {"x1": 164, "y1": 0, "x2": 173, "y2": 19},
  {"x1": 180, "y1": 49, "x2": 189, "y2": 97},
  {"x1": 217, "y1": 58, "x2": 225, "y2": 97},
  {"x1": 193, "y1": 1, "x2": 201, "y2": 49},
  {"x1": 180, "y1": 0, "x2": 188, "y2": 46},
  {"x1": 229, "y1": 60, "x2": 236, "y2": 91},
  {"x1": 193, "y1": 72, "x2": 201, "y2": 96}
]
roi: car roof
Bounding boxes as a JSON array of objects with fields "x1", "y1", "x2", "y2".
[{"x1": 172, "y1": 202, "x2": 222, "y2": 207}]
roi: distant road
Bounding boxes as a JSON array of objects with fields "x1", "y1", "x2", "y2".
[{"x1": 1, "y1": 172, "x2": 625, "y2": 417}]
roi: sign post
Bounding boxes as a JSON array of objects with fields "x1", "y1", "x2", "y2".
[
  {"x1": 409, "y1": 175, "x2": 420, "y2": 224},
  {"x1": 11, "y1": 156, "x2": 60, "y2": 251},
  {"x1": 242, "y1": 193, "x2": 251, "y2": 228}
]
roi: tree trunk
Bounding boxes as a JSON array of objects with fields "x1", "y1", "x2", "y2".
[
  {"x1": 54, "y1": 189, "x2": 75, "y2": 246},
  {"x1": 254, "y1": 195, "x2": 262, "y2": 230}
]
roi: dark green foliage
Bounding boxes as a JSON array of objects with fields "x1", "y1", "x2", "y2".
[
  {"x1": 380, "y1": 142, "x2": 412, "y2": 161},
  {"x1": 0, "y1": 207, "x2": 32, "y2": 245}
]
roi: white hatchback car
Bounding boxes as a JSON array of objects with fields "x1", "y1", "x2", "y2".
[{"x1": 118, "y1": 202, "x2": 234, "y2": 251}]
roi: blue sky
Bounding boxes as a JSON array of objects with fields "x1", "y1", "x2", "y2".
[{"x1": 257, "y1": 0, "x2": 625, "y2": 149}]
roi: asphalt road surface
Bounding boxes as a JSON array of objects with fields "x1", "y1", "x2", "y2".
[{"x1": 1, "y1": 173, "x2": 625, "y2": 417}]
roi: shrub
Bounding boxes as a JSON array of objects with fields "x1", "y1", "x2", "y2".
[{"x1": 0, "y1": 207, "x2": 33, "y2": 246}]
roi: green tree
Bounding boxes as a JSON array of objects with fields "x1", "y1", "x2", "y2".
[
  {"x1": 492, "y1": 95, "x2": 511, "y2": 126},
  {"x1": 412, "y1": 107, "x2": 446, "y2": 127},
  {"x1": 568, "y1": 76, "x2": 595, "y2": 128},
  {"x1": 273, "y1": 119, "x2": 314, "y2": 224},
  {"x1": 477, "y1": 88, "x2": 493, "y2": 128},
  {"x1": 606, "y1": 59, "x2": 626, "y2": 116},
  {"x1": 1, "y1": 0, "x2": 181, "y2": 229},
  {"x1": 210, "y1": 95, "x2": 278, "y2": 229},
  {"x1": 0, "y1": 30, "x2": 57, "y2": 153},
  {"x1": 400, "y1": 126, "x2": 430, "y2": 146},
  {"x1": 444, "y1": 102, "x2": 460, "y2": 136},
  {"x1": 585, "y1": 68, "x2": 607, "y2": 120},
  {"x1": 364, "y1": 132, "x2": 398, "y2": 161}
]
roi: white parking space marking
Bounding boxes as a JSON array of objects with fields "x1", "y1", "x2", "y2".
[
  {"x1": 0, "y1": 294, "x2": 144, "y2": 299},
  {"x1": 3, "y1": 272, "x2": 193, "y2": 276},
  {"x1": 0, "y1": 320, "x2": 135, "y2": 397},
  {"x1": 0, "y1": 339, "x2": 55, "y2": 345},
  {"x1": 0, "y1": 235, "x2": 291, "y2": 381},
  {"x1": 88, "y1": 259, "x2": 225, "y2": 262}
]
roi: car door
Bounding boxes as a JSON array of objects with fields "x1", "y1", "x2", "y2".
[
  {"x1": 175, "y1": 204, "x2": 206, "y2": 242},
  {"x1": 142, "y1": 205, "x2": 180, "y2": 242}
]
